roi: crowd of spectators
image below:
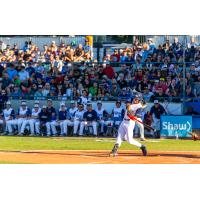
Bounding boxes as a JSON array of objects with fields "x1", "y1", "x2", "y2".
[{"x1": 0, "y1": 36, "x2": 200, "y2": 103}]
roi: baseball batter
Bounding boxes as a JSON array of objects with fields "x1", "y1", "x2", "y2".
[{"x1": 110, "y1": 95, "x2": 147, "y2": 156}]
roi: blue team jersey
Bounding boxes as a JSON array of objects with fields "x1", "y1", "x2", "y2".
[
  {"x1": 47, "y1": 106, "x2": 57, "y2": 121},
  {"x1": 83, "y1": 110, "x2": 98, "y2": 121},
  {"x1": 58, "y1": 110, "x2": 68, "y2": 120}
]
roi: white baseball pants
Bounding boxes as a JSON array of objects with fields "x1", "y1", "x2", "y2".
[
  {"x1": 79, "y1": 121, "x2": 97, "y2": 136},
  {"x1": 21, "y1": 119, "x2": 40, "y2": 135},
  {"x1": 116, "y1": 120, "x2": 142, "y2": 148}
]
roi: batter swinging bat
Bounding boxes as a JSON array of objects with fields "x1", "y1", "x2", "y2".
[{"x1": 127, "y1": 114, "x2": 156, "y2": 132}]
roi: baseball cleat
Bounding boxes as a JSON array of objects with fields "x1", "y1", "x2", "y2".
[
  {"x1": 140, "y1": 138, "x2": 146, "y2": 141},
  {"x1": 109, "y1": 143, "x2": 119, "y2": 157},
  {"x1": 140, "y1": 145, "x2": 147, "y2": 156},
  {"x1": 109, "y1": 151, "x2": 118, "y2": 157}
]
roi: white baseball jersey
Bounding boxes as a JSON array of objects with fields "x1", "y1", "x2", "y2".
[
  {"x1": 3, "y1": 108, "x2": 14, "y2": 121},
  {"x1": 18, "y1": 107, "x2": 28, "y2": 116},
  {"x1": 113, "y1": 107, "x2": 123, "y2": 118},
  {"x1": 95, "y1": 108, "x2": 105, "y2": 120},
  {"x1": 69, "y1": 107, "x2": 78, "y2": 118},
  {"x1": 31, "y1": 108, "x2": 41, "y2": 117},
  {"x1": 74, "y1": 110, "x2": 85, "y2": 121},
  {"x1": 124, "y1": 103, "x2": 143, "y2": 120}
]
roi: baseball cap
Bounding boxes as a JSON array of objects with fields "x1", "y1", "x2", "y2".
[
  {"x1": 70, "y1": 100, "x2": 75, "y2": 104},
  {"x1": 116, "y1": 100, "x2": 121, "y2": 104},
  {"x1": 34, "y1": 104, "x2": 39, "y2": 108},
  {"x1": 34, "y1": 100, "x2": 40, "y2": 104},
  {"x1": 97, "y1": 101, "x2": 102, "y2": 105},
  {"x1": 47, "y1": 99, "x2": 52, "y2": 102},
  {"x1": 42, "y1": 105, "x2": 47, "y2": 109},
  {"x1": 154, "y1": 100, "x2": 159, "y2": 104},
  {"x1": 21, "y1": 102, "x2": 26, "y2": 106},
  {"x1": 6, "y1": 101, "x2": 11, "y2": 105},
  {"x1": 60, "y1": 102, "x2": 65, "y2": 106},
  {"x1": 87, "y1": 102, "x2": 92, "y2": 106},
  {"x1": 38, "y1": 85, "x2": 43, "y2": 88}
]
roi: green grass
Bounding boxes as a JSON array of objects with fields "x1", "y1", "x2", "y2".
[
  {"x1": 0, "y1": 136, "x2": 199, "y2": 151},
  {"x1": 0, "y1": 161, "x2": 30, "y2": 164}
]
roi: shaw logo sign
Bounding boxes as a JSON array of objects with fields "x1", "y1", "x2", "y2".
[{"x1": 160, "y1": 116, "x2": 192, "y2": 138}]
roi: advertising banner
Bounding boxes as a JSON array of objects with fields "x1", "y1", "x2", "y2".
[{"x1": 160, "y1": 115, "x2": 192, "y2": 138}]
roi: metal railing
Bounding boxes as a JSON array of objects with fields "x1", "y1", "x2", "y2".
[{"x1": 0, "y1": 61, "x2": 198, "y2": 66}]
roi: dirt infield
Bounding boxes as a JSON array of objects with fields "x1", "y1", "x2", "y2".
[{"x1": 0, "y1": 150, "x2": 199, "y2": 164}]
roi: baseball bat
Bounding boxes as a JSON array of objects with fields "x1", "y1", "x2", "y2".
[{"x1": 127, "y1": 114, "x2": 156, "y2": 132}]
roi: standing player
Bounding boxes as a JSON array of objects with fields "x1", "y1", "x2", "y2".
[
  {"x1": 110, "y1": 95, "x2": 147, "y2": 157},
  {"x1": 20, "y1": 103, "x2": 41, "y2": 136},
  {"x1": 95, "y1": 101, "x2": 109, "y2": 136},
  {"x1": 150, "y1": 100, "x2": 166, "y2": 138}
]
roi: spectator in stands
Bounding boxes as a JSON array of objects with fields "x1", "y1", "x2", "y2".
[
  {"x1": 143, "y1": 87, "x2": 154, "y2": 102},
  {"x1": 34, "y1": 85, "x2": 45, "y2": 100},
  {"x1": 10, "y1": 85, "x2": 22, "y2": 99},
  {"x1": 0, "y1": 35, "x2": 200, "y2": 105},
  {"x1": 89, "y1": 82, "x2": 98, "y2": 100},
  {"x1": 18, "y1": 65, "x2": 29, "y2": 82},
  {"x1": 102, "y1": 63, "x2": 115, "y2": 79},
  {"x1": 118, "y1": 88, "x2": 131, "y2": 101},
  {"x1": 150, "y1": 87, "x2": 169, "y2": 102},
  {"x1": 74, "y1": 44, "x2": 84, "y2": 62},
  {"x1": 42, "y1": 82, "x2": 51, "y2": 97},
  {"x1": 7, "y1": 63, "x2": 18, "y2": 80},
  {"x1": 2, "y1": 72, "x2": 12, "y2": 90},
  {"x1": 111, "y1": 49, "x2": 120, "y2": 66}
]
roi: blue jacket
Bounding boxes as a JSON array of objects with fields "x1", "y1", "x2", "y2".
[
  {"x1": 58, "y1": 110, "x2": 68, "y2": 120},
  {"x1": 83, "y1": 110, "x2": 98, "y2": 121}
]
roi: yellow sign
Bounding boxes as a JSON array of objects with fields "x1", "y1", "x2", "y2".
[{"x1": 85, "y1": 36, "x2": 93, "y2": 47}]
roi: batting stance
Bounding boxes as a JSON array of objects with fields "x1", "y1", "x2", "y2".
[
  {"x1": 125, "y1": 97, "x2": 146, "y2": 141},
  {"x1": 110, "y1": 95, "x2": 147, "y2": 156}
]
